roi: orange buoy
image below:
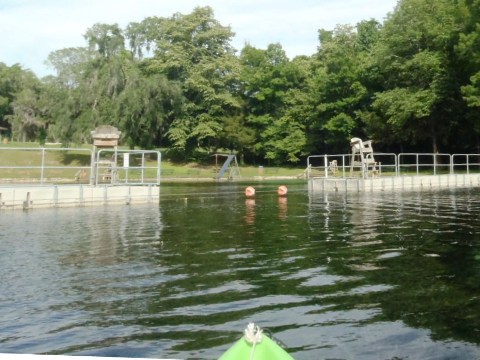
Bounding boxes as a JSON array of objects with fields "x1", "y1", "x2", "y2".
[
  {"x1": 277, "y1": 185, "x2": 288, "y2": 196},
  {"x1": 245, "y1": 186, "x2": 256, "y2": 198}
]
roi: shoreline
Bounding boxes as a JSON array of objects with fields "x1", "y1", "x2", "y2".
[{"x1": 0, "y1": 175, "x2": 306, "y2": 186}]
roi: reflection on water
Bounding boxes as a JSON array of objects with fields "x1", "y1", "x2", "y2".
[
  {"x1": 245, "y1": 198, "x2": 255, "y2": 226},
  {"x1": 278, "y1": 196, "x2": 288, "y2": 221},
  {"x1": 1, "y1": 183, "x2": 480, "y2": 359}
]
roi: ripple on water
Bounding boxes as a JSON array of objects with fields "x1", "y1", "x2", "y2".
[{"x1": 2, "y1": 188, "x2": 480, "y2": 358}]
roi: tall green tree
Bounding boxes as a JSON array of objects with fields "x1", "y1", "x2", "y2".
[
  {"x1": 116, "y1": 67, "x2": 183, "y2": 149},
  {"x1": 45, "y1": 24, "x2": 129, "y2": 144},
  {"x1": 44, "y1": 47, "x2": 94, "y2": 143},
  {"x1": 457, "y1": 0, "x2": 480, "y2": 150},
  {"x1": 306, "y1": 22, "x2": 380, "y2": 154},
  {"x1": 83, "y1": 23, "x2": 128, "y2": 128},
  {"x1": 0, "y1": 63, "x2": 38, "y2": 138},
  {"x1": 2, "y1": 66, "x2": 44, "y2": 142},
  {"x1": 317, "y1": 25, "x2": 364, "y2": 151},
  {"x1": 239, "y1": 43, "x2": 307, "y2": 163},
  {"x1": 364, "y1": 0, "x2": 460, "y2": 153},
  {"x1": 144, "y1": 6, "x2": 241, "y2": 156}
]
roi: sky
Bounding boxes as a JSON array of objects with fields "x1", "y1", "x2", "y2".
[{"x1": 0, "y1": 0, "x2": 398, "y2": 77}]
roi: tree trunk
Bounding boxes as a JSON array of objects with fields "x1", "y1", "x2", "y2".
[{"x1": 432, "y1": 134, "x2": 438, "y2": 154}]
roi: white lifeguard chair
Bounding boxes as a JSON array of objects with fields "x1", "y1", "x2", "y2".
[{"x1": 349, "y1": 137, "x2": 379, "y2": 178}]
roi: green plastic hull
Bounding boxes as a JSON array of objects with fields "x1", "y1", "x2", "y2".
[{"x1": 219, "y1": 334, "x2": 294, "y2": 360}]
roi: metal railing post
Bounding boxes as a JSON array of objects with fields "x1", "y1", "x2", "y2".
[
  {"x1": 397, "y1": 154, "x2": 401, "y2": 175},
  {"x1": 324, "y1": 155, "x2": 328, "y2": 178},
  {"x1": 90, "y1": 148, "x2": 96, "y2": 185},
  {"x1": 40, "y1": 148, "x2": 46, "y2": 184},
  {"x1": 395, "y1": 154, "x2": 399, "y2": 176},
  {"x1": 141, "y1": 153, "x2": 145, "y2": 183},
  {"x1": 157, "y1": 152, "x2": 161, "y2": 184}
]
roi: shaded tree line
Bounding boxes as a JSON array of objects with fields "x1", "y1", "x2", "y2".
[{"x1": 1, "y1": 0, "x2": 480, "y2": 164}]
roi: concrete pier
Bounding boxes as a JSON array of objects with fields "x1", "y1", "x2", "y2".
[
  {"x1": 309, "y1": 174, "x2": 480, "y2": 193},
  {"x1": 0, "y1": 184, "x2": 159, "y2": 210}
]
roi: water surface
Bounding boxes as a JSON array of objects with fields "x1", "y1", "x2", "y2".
[{"x1": 1, "y1": 182, "x2": 480, "y2": 359}]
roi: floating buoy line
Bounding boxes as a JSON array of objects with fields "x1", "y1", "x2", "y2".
[{"x1": 159, "y1": 185, "x2": 293, "y2": 203}]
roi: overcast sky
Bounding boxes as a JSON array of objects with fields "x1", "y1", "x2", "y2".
[{"x1": 0, "y1": 0, "x2": 398, "y2": 77}]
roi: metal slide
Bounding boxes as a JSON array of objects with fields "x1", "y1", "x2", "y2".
[{"x1": 216, "y1": 155, "x2": 235, "y2": 180}]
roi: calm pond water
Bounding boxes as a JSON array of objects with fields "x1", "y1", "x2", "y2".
[{"x1": 1, "y1": 182, "x2": 480, "y2": 359}]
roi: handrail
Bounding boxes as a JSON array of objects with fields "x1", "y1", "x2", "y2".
[
  {"x1": 397, "y1": 153, "x2": 451, "y2": 176},
  {"x1": 451, "y1": 154, "x2": 480, "y2": 175},
  {"x1": 95, "y1": 149, "x2": 161, "y2": 186},
  {"x1": 0, "y1": 147, "x2": 161, "y2": 186},
  {"x1": 0, "y1": 147, "x2": 93, "y2": 185},
  {"x1": 307, "y1": 153, "x2": 480, "y2": 179}
]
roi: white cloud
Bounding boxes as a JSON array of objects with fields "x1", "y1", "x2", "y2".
[{"x1": 0, "y1": 0, "x2": 397, "y2": 77}]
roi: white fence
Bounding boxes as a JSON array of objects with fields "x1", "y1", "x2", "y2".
[
  {"x1": 307, "y1": 153, "x2": 480, "y2": 179},
  {"x1": 0, "y1": 147, "x2": 161, "y2": 186}
]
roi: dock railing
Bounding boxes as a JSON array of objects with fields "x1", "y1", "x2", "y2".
[
  {"x1": 0, "y1": 147, "x2": 93, "y2": 184},
  {"x1": 397, "y1": 153, "x2": 452, "y2": 176},
  {"x1": 307, "y1": 153, "x2": 480, "y2": 179},
  {"x1": 451, "y1": 154, "x2": 480, "y2": 175},
  {"x1": 94, "y1": 149, "x2": 161, "y2": 186},
  {"x1": 0, "y1": 146, "x2": 161, "y2": 186}
]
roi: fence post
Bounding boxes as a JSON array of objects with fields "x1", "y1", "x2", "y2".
[
  {"x1": 324, "y1": 155, "x2": 328, "y2": 178},
  {"x1": 395, "y1": 154, "x2": 399, "y2": 176},
  {"x1": 397, "y1": 154, "x2": 401, "y2": 175},
  {"x1": 89, "y1": 148, "x2": 96, "y2": 185},
  {"x1": 40, "y1": 148, "x2": 46, "y2": 184},
  {"x1": 157, "y1": 152, "x2": 161, "y2": 185}
]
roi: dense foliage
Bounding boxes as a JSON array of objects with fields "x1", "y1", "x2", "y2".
[{"x1": 1, "y1": 0, "x2": 479, "y2": 164}]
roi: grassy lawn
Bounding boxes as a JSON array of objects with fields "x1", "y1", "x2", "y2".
[{"x1": 0, "y1": 142, "x2": 306, "y2": 183}]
